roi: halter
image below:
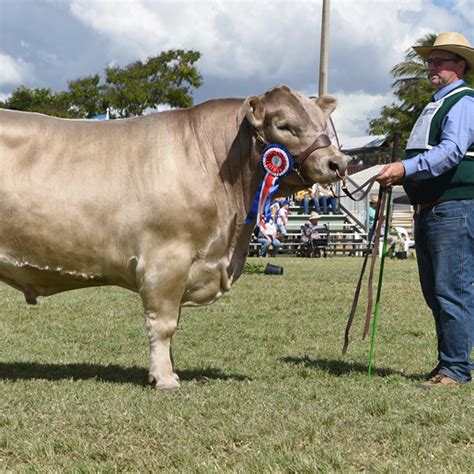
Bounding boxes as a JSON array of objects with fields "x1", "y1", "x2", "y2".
[{"x1": 253, "y1": 129, "x2": 332, "y2": 182}]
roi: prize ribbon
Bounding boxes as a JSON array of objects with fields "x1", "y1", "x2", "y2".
[{"x1": 245, "y1": 144, "x2": 293, "y2": 225}]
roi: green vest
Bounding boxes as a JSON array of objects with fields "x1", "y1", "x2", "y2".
[{"x1": 403, "y1": 86, "x2": 474, "y2": 204}]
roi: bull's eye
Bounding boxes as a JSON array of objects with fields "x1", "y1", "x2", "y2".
[{"x1": 276, "y1": 122, "x2": 295, "y2": 135}]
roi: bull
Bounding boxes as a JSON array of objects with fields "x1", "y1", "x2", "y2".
[{"x1": 0, "y1": 85, "x2": 349, "y2": 388}]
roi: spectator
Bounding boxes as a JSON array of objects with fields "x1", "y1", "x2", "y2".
[
  {"x1": 257, "y1": 205, "x2": 281, "y2": 257},
  {"x1": 276, "y1": 199, "x2": 290, "y2": 240},
  {"x1": 313, "y1": 183, "x2": 338, "y2": 214},
  {"x1": 364, "y1": 195, "x2": 378, "y2": 240},
  {"x1": 300, "y1": 211, "x2": 328, "y2": 257},
  {"x1": 296, "y1": 187, "x2": 320, "y2": 214}
]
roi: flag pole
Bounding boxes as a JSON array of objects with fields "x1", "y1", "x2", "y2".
[{"x1": 318, "y1": 0, "x2": 330, "y2": 96}]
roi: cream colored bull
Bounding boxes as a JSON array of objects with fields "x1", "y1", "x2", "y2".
[{"x1": 0, "y1": 85, "x2": 348, "y2": 388}]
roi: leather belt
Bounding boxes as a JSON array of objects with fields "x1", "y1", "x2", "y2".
[{"x1": 413, "y1": 200, "x2": 444, "y2": 215}]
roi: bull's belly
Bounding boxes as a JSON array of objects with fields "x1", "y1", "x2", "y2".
[{"x1": 0, "y1": 257, "x2": 135, "y2": 303}]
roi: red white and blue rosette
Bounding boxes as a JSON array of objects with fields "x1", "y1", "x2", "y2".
[
  {"x1": 245, "y1": 144, "x2": 294, "y2": 225},
  {"x1": 260, "y1": 144, "x2": 293, "y2": 177}
]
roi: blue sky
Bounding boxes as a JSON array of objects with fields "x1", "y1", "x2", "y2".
[{"x1": 0, "y1": 0, "x2": 472, "y2": 142}]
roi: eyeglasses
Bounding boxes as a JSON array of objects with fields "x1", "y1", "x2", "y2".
[{"x1": 423, "y1": 57, "x2": 459, "y2": 67}]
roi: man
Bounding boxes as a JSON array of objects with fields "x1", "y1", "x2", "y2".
[
  {"x1": 300, "y1": 212, "x2": 329, "y2": 257},
  {"x1": 377, "y1": 32, "x2": 474, "y2": 387}
]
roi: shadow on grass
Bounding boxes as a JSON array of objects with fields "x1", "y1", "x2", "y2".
[
  {"x1": 0, "y1": 362, "x2": 250, "y2": 387},
  {"x1": 280, "y1": 355, "x2": 425, "y2": 380}
]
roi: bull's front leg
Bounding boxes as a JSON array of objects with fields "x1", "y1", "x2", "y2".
[{"x1": 136, "y1": 248, "x2": 191, "y2": 390}]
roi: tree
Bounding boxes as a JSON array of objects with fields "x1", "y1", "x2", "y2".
[
  {"x1": 66, "y1": 74, "x2": 105, "y2": 118},
  {"x1": 104, "y1": 49, "x2": 202, "y2": 118},
  {"x1": 0, "y1": 86, "x2": 77, "y2": 118},
  {"x1": 1, "y1": 49, "x2": 202, "y2": 118},
  {"x1": 368, "y1": 33, "x2": 473, "y2": 155}
]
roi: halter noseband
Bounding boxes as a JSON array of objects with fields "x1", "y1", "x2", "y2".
[{"x1": 294, "y1": 133, "x2": 332, "y2": 168}]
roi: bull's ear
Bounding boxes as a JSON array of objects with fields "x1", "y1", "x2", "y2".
[
  {"x1": 244, "y1": 96, "x2": 265, "y2": 129},
  {"x1": 315, "y1": 95, "x2": 337, "y2": 118}
]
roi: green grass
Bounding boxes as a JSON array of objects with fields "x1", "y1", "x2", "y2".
[{"x1": 1, "y1": 258, "x2": 472, "y2": 472}]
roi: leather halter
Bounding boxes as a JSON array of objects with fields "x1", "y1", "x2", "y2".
[{"x1": 293, "y1": 133, "x2": 332, "y2": 168}]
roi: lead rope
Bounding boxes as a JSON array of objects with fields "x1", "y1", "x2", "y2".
[
  {"x1": 330, "y1": 173, "x2": 379, "y2": 202},
  {"x1": 342, "y1": 188, "x2": 386, "y2": 354},
  {"x1": 363, "y1": 189, "x2": 387, "y2": 340},
  {"x1": 341, "y1": 132, "x2": 399, "y2": 360}
]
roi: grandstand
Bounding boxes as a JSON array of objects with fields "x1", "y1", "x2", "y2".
[{"x1": 248, "y1": 164, "x2": 415, "y2": 257}]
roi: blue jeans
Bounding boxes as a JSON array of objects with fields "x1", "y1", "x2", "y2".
[
  {"x1": 298, "y1": 197, "x2": 320, "y2": 214},
  {"x1": 277, "y1": 223, "x2": 287, "y2": 236},
  {"x1": 415, "y1": 200, "x2": 474, "y2": 383},
  {"x1": 258, "y1": 237, "x2": 281, "y2": 257},
  {"x1": 320, "y1": 196, "x2": 337, "y2": 214}
]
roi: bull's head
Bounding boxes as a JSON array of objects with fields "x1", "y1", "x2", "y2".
[{"x1": 244, "y1": 85, "x2": 349, "y2": 185}]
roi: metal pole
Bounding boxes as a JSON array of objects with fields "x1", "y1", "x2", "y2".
[{"x1": 319, "y1": 0, "x2": 330, "y2": 96}]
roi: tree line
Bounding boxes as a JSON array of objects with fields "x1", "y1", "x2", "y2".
[{"x1": 0, "y1": 49, "x2": 202, "y2": 119}]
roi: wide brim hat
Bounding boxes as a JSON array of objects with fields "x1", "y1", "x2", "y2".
[
  {"x1": 413, "y1": 32, "x2": 474, "y2": 71},
  {"x1": 309, "y1": 211, "x2": 320, "y2": 220},
  {"x1": 370, "y1": 195, "x2": 379, "y2": 205}
]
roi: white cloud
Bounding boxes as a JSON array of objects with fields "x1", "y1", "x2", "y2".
[
  {"x1": 68, "y1": 0, "x2": 472, "y2": 92},
  {"x1": 330, "y1": 90, "x2": 395, "y2": 143},
  {"x1": 68, "y1": 0, "x2": 322, "y2": 81},
  {"x1": 0, "y1": 53, "x2": 32, "y2": 87},
  {"x1": 451, "y1": 0, "x2": 474, "y2": 28}
]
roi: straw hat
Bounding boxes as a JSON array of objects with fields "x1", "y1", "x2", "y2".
[
  {"x1": 370, "y1": 195, "x2": 379, "y2": 206},
  {"x1": 309, "y1": 211, "x2": 320, "y2": 220},
  {"x1": 413, "y1": 32, "x2": 474, "y2": 71}
]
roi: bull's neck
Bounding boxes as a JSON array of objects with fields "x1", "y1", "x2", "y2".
[{"x1": 191, "y1": 99, "x2": 263, "y2": 219}]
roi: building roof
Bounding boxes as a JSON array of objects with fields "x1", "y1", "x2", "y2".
[{"x1": 341, "y1": 135, "x2": 388, "y2": 153}]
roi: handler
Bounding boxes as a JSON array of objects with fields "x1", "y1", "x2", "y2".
[{"x1": 377, "y1": 32, "x2": 474, "y2": 387}]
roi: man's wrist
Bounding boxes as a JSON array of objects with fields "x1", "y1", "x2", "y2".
[{"x1": 402, "y1": 159, "x2": 416, "y2": 178}]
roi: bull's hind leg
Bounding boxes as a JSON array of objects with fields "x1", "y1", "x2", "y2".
[{"x1": 136, "y1": 249, "x2": 191, "y2": 390}]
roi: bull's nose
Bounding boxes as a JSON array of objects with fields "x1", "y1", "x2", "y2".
[{"x1": 328, "y1": 155, "x2": 349, "y2": 177}]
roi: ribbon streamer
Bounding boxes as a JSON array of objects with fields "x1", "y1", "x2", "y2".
[{"x1": 245, "y1": 144, "x2": 293, "y2": 225}]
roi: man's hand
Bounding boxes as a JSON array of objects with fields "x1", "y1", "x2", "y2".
[{"x1": 376, "y1": 162, "x2": 405, "y2": 187}]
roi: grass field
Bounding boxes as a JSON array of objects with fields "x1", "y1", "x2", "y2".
[{"x1": 1, "y1": 257, "x2": 472, "y2": 472}]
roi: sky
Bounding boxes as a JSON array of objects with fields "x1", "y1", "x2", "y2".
[{"x1": 0, "y1": 0, "x2": 472, "y2": 144}]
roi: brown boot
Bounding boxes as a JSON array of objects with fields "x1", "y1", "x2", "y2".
[
  {"x1": 426, "y1": 363, "x2": 441, "y2": 379},
  {"x1": 419, "y1": 374, "x2": 459, "y2": 389}
]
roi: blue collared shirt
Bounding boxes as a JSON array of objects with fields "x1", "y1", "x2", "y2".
[{"x1": 403, "y1": 79, "x2": 474, "y2": 181}]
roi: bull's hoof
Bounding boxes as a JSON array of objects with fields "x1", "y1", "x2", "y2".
[
  {"x1": 148, "y1": 373, "x2": 181, "y2": 390},
  {"x1": 156, "y1": 378, "x2": 181, "y2": 390}
]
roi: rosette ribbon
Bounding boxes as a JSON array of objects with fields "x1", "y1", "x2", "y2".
[{"x1": 245, "y1": 144, "x2": 294, "y2": 225}]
